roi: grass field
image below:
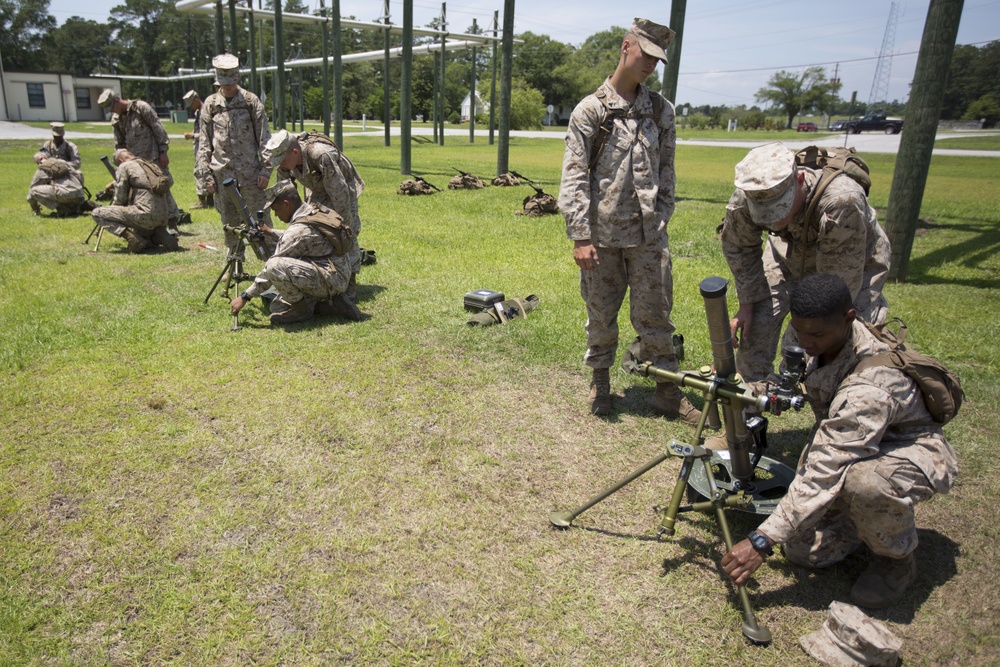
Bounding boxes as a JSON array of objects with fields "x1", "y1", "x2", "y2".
[{"x1": 1, "y1": 135, "x2": 998, "y2": 666}]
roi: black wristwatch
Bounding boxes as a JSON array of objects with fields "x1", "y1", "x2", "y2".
[{"x1": 748, "y1": 530, "x2": 773, "y2": 557}]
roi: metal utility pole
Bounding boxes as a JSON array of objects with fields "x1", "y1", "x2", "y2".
[
  {"x1": 438, "y1": 3, "x2": 447, "y2": 146},
  {"x1": 469, "y1": 18, "x2": 477, "y2": 143},
  {"x1": 319, "y1": 0, "x2": 331, "y2": 136},
  {"x1": 382, "y1": 0, "x2": 391, "y2": 146},
  {"x1": 884, "y1": 0, "x2": 964, "y2": 281},
  {"x1": 274, "y1": 0, "x2": 286, "y2": 129},
  {"x1": 661, "y1": 0, "x2": 686, "y2": 102},
  {"x1": 228, "y1": 0, "x2": 240, "y2": 54},
  {"x1": 332, "y1": 0, "x2": 343, "y2": 146},
  {"x1": 496, "y1": 0, "x2": 514, "y2": 175},
  {"x1": 248, "y1": 2, "x2": 258, "y2": 96},
  {"x1": 489, "y1": 10, "x2": 497, "y2": 145},
  {"x1": 400, "y1": 0, "x2": 413, "y2": 173},
  {"x1": 214, "y1": 0, "x2": 225, "y2": 54}
]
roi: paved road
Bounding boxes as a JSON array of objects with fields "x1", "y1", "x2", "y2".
[{"x1": 3, "y1": 120, "x2": 997, "y2": 157}]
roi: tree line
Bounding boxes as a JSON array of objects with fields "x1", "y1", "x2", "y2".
[{"x1": 3, "y1": 0, "x2": 997, "y2": 128}]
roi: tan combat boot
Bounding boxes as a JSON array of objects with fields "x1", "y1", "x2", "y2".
[
  {"x1": 190, "y1": 194, "x2": 208, "y2": 210},
  {"x1": 589, "y1": 368, "x2": 611, "y2": 416},
  {"x1": 849, "y1": 553, "x2": 917, "y2": 608},
  {"x1": 269, "y1": 299, "x2": 316, "y2": 325},
  {"x1": 121, "y1": 229, "x2": 150, "y2": 254},
  {"x1": 315, "y1": 294, "x2": 363, "y2": 321},
  {"x1": 651, "y1": 382, "x2": 702, "y2": 425}
]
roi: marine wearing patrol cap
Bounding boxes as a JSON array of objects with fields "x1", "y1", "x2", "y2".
[
  {"x1": 50, "y1": 122, "x2": 65, "y2": 137},
  {"x1": 263, "y1": 129, "x2": 294, "y2": 168},
  {"x1": 182, "y1": 90, "x2": 199, "y2": 108},
  {"x1": 799, "y1": 601, "x2": 902, "y2": 667},
  {"x1": 734, "y1": 142, "x2": 798, "y2": 228},
  {"x1": 262, "y1": 179, "x2": 298, "y2": 211},
  {"x1": 212, "y1": 53, "x2": 241, "y2": 85},
  {"x1": 97, "y1": 88, "x2": 119, "y2": 109},
  {"x1": 629, "y1": 18, "x2": 674, "y2": 64}
]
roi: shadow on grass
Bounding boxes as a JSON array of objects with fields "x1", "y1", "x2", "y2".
[
  {"x1": 749, "y1": 529, "x2": 959, "y2": 619},
  {"x1": 906, "y1": 219, "x2": 1000, "y2": 289}
]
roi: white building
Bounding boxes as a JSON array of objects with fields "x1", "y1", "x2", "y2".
[
  {"x1": 0, "y1": 70, "x2": 121, "y2": 123},
  {"x1": 460, "y1": 92, "x2": 488, "y2": 122}
]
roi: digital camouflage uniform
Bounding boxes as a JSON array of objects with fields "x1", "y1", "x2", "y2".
[
  {"x1": 275, "y1": 134, "x2": 365, "y2": 275},
  {"x1": 492, "y1": 173, "x2": 520, "y2": 187},
  {"x1": 112, "y1": 100, "x2": 181, "y2": 225},
  {"x1": 558, "y1": 77, "x2": 681, "y2": 372},
  {"x1": 758, "y1": 320, "x2": 957, "y2": 567},
  {"x1": 41, "y1": 138, "x2": 81, "y2": 171},
  {"x1": 190, "y1": 112, "x2": 210, "y2": 198},
  {"x1": 196, "y1": 86, "x2": 271, "y2": 259},
  {"x1": 722, "y1": 168, "x2": 891, "y2": 382},
  {"x1": 448, "y1": 172, "x2": 486, "y2": 189},
  {"x1": 241, "y1": 202, "x2": 351, "y2": 314},
  {"x1": 27, "y1": 159, "x2": 85, "y2": 213},
  {"x1": 90, "y1": 159, "x2": 173, "y2": 238},
  {"x1": 518, "y1": 191, "x2": 559, "y2": 217}
]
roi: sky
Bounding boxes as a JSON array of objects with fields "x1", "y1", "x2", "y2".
[{"x1": 45, "y1": 0, "x2": 1000, "y2": 109}]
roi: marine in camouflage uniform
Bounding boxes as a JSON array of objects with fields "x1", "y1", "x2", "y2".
[
  {"x1": 98, "y1": 89, "x2": 182, "y2": 229},
  {"x1": 557, "y1": 18, "x2": 697, "y2": 423},
  {"x1": 195, "y1": 54, "x2": 272, "y2": 261},
  {"x1": 27, "y1": 153, "x2": 85, "y2": 215},
  {"x1": 41, "y1": 123, "x2": 82, "y2": 175},
  {"x1": 722, "y1": 274, "x2": 957, "y2": 609},
  {"x1": 264, "y1": 129, "x2": 365, "y2": 298},
  {"x1": 182, "y1": 90, "x2": 212, "y2": 209},
  {"x1": 90, "y1": 150, "x2": 178, "y2": 253},
  {"x1": 230, "y1": 181, "x2": 359, "y2": 326},
  {"x1": 721, "y1": 142, "x2": 891, "y2": 383}
]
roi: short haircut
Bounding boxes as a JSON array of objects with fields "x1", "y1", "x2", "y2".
[{"x1": 790, "y1": 273, "x2": 854, "y2": 319}]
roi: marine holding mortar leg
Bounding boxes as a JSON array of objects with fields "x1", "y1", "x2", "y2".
[
  {"x1": 557, "y1": 17, "x2": 698, "y2": 423},
  {"x1": 721, "y1": 274, "x2": 957, "y2": 609},
  {"x1": 229, "y1": 181, "x2": 361, "y2": 327},
  {"x1": 263, "y1": 128, "x2": 366, "y2": 301}
]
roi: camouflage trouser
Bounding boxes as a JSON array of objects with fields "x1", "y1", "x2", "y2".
[
  {"x1": 213, "y1": 175, "x2": 267, "y2": 261},
  {"x1": 736, "y1": 275, "x2": 890, "y2": 382},
  {"x1": 261, "y1": 256, "x2": 348, "y2": 306},
  {"x1": 91, "y1": 205, "x2": 165, "y2": 237},
  {"x1": 28, "y1": 183, "x2": 85, "y2": 211},
  {"x1": 580, "y1": 235, "x2": 679, "y2": 372},
  {"x1": 783, "y1": 456, "x2": 935, "y2": 568}
]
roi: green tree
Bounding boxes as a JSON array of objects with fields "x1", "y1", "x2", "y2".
[
  {"x1": 509, "y1": 80, "x2": 544, "y2": 130},
  {"x1": 45, "y1": 16, "x2": 113, "y2": 76},
  {"x1": 754, "y1": 67, "x2": 835, "y2": 129},
  {"x1": 941, "y1": 41, "x2": 1000, "y2": 119},
  {"x1": 0, "y1": 0, "x2": 56, "y2": 69},
  {"x1": 512, "y1": 31, "x2": 572, "y2": 106}
]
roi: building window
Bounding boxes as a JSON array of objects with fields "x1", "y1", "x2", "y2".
[
  {"x1": 27, "y1": 83, "x2": 45, "y2": 108},
  {"x1": 75, "y1": 88, "x2": 91, "y2": 109}
]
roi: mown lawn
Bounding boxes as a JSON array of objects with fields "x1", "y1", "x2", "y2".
[{"x1": 1, "y1": 135, "x2": 997, "y2": 666}]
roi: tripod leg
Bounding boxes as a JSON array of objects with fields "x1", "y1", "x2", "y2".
[
  {"x1": 93, "y1": 227, "x2": 104, "y2": 252},
  {"x1": 703, "y1": 458, "x2": 772, "y2": 645},
  {"x1": 549, "y1": 451, "x2": 672, "y2": 528},
  {"x1": 83, "y1": 223, "x2": 99, "y2": 245},
  {"x1": 204, "y1": 259, "x2": 235, "y2": 304}
]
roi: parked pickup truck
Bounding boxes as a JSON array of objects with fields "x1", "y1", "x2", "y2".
[{"x1": 842, "y1": 112, "x2": 904, "y2": 134}]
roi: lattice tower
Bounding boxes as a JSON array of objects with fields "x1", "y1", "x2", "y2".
[{"x1": 867, "y1": 2, "x2": 899, "y2": 112}]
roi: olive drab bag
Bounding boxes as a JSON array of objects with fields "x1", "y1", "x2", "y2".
[
  {"x1": 39, "y1": 157, "x2": 70, "y2": 179},
  {"x1": 794, "y1": 145, "x2": 873, "y2": 275},
  {"x1": 300, "y1": 204, "x2": 353, "y2": 256},
  {"x1": 135, "y1": 159, "x2": 172, "y2": 195},
  {"x1": 855, "y1": 318, "x2": 964, "y2": 425}
]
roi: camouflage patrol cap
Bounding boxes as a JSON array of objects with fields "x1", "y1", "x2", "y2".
[
  {"x1": 50, "y1": 122, "x2": 65, "y2": 137},
  {"x1": 97, "y1": 89, "x2": 119, "y2": 109},
  {"x1": 262, "y1": 179, "x2": 299, "y2": 210},
  {"x1": 212, "y1": 53, "x2": 241, "y2": 85},
  {"x1": 799, "y1": 602, "x2": 902, "y2": 667},
  {"x1": 264, "y1": 129, "x2": 294, "y2": 168},
  {"x1": 182, "y1": 90, "x2": 199, "y2": 107},
  {"x1": 734, "y1": 142, "x2": 798, "y2": 228},
  {"x1": 630, "y1": 18, "x2": 674, "y2": 64}
]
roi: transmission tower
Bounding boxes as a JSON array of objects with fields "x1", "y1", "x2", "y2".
[{"x1": 867, "y1": 2, "x2": 899, "y2": 112}]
